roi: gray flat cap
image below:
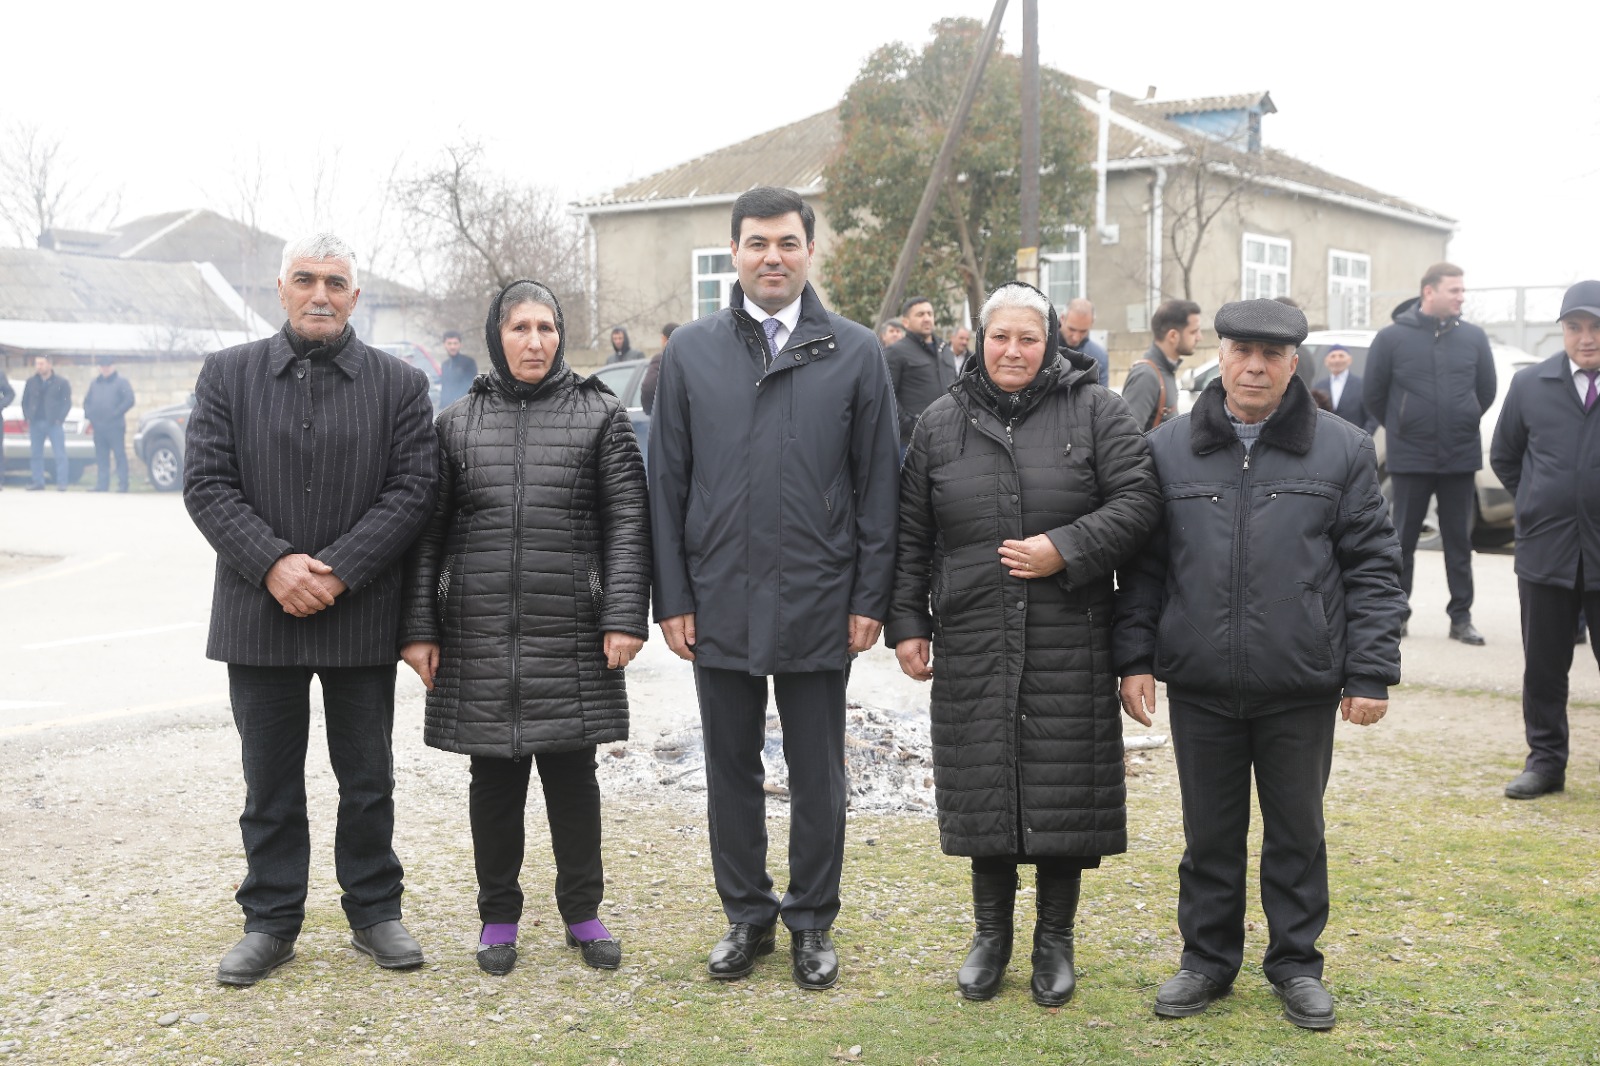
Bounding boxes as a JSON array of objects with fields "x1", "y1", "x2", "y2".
[{"x1": 1214, "y1": 299, "x2": 1308, "y2": 346}]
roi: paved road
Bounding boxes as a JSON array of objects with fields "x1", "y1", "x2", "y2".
[{"x1": 2, "y1": 491, "x2": 1596, "y2": 746}]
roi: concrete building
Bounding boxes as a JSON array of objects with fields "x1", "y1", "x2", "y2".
[{"x1": 573, "y1": 79, "x2": 1453, "y2": 381}]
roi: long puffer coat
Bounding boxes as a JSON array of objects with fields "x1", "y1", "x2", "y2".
[
  {"x1": 886, "y1": 298, "x2": 1161, "y2": 859},
  {"x1": 401, "y1": 281, "x2": 650, "y2": 758}
]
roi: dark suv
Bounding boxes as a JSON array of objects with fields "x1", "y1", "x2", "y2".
[{"x1": 133, "y1": 393, "x2": 196, "y2": 492}]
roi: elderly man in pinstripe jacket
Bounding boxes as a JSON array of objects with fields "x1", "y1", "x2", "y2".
[{"x1": 184, "y1": 233, "x2": 437, "y2": 986}]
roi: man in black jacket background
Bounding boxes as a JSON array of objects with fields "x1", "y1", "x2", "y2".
[
  {"x1": 184, "y1": 233, "x2": 437, "y2": 986},
  {"x1": 1491, "y1": 281, "x2": 1600, "y2": 799},
  {"x1": 1364, "y1": 263, "x2": 1496, "y2": 644},
  {"x1": 883, "y1": 295, "x2": 952, "y2": 450},
  {"x1": 649, "y1": 187, "x2": 900, "y2": 992},
  {"x1": 1116, "y1": 299, "x2": 1403, "y2": 1031},
  {"x1": 83, "y1": 355, "x2": 136, "y2": 492},
  {"x1": 22, "y1": 355, "x2": 72, "y2": 491}
]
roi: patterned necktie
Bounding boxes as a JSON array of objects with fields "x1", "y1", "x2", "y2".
[
  {"x1": 762, "y1": 317, "x2": 782, "y2": 362},
  {"x1": 1585, "y1": 369, "x2": 1598, "y2": 411}
]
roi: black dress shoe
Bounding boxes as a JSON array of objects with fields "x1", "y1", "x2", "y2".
[
  {"x1": 217, "y1": 932, "x2": 295, "y2": 986},
  {"x1": 790, "y1": 928, "x2": 838, "y2": 991},
  {"x1": 1153, "y1": 968, "x2": 1231, "y2": 1017},
  {"x1": 1505, "y1": 770, "x2": 1564, "y2": 799},
  {"x1": 707, "y1": 922, "x2": 775, "y2": 979},
  {"x1": 1448, "y1": 621, "x2": 1486, "y2": 645},
  {"x1": 476, "y1": 943, "x2": 517, "y2": 976},
  {"x1": 565, "y1": 927, "x2": 622, "y2": 970},
  {"x1": 350, "y1": 920, "x2": 424, "y2": 969},
  {"x1": 1272, "y1": 975, "x2": 1335, "y2": 1029}
]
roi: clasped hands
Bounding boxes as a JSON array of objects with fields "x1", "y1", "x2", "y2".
[{"x1": 266, "y1": 553, "x2": 347, "y2": 617}]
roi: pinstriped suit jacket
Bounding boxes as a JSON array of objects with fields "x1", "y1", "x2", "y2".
[{"x1": 183, "y1": 326, "x2": 438, "y2": 667}]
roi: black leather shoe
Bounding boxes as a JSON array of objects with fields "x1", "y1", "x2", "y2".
[
  {"x1": 791, "y1": 928, "x2": 839, "y2": 990},
  {"x1": 350, "y1": 920, "x2": 424, "y2": 969},
  {"x1": 1448, "y1": 621, "x2": 1486, "y2": 645},
  {"x1": 1272, "y1": 975, "x2": 1335, "y2": 1029},
  {"x1": 1153, "y1": 969, "x2": 1231, "y2": 1017},
  {"x1": 476, "y1": 943, "x2": 517, "y2": 976},
  {"x1": 565, "y1": 928, "x2": 622, "y2": 970},
  {"x1": 1505, "y1": 770, "x2": 1564, "y2": 799},
  {"x1": 217, "y1": 932, "x2": 295, "y2": 986},
  {"x1": 707, "y1": 923, "x2": 775, "y2": 979}
]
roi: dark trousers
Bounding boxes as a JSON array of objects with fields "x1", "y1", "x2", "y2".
[
  {"x1": 1169, "y1": 699, "x2": 1337, "y2": 986},
  {"x1": 469, "y1": 747, "x2": 605, "y2": 927},
  {"x1": 694, "y1": 665, "x2": 847, "y2": 931},
  {"x1": 226, "y1": 663, "x2": 403, "y2": 940},
  {"x1": 1519, "y1": 568, "x2": 1600, "y2": 779},
  {"x1": 92, "y1": 422, "x2": 128, "y2": 490},
  {"x1": 29, "y1": 422, "x2": 67, "y2": 488},
  {"x1": 1390, "y1": 472, "x2": 1476, "y2": 623}
]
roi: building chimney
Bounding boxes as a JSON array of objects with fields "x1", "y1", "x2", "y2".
[{"x1": 1145, "y1": 85, "x2": 1157, "y2": 100}]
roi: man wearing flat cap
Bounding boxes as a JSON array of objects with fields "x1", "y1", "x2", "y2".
[
  {"x1": 1114, "y1": 298, "x2": 1405, "y2": 1030},
  {"x1": 1491, "y1": 280, "x2": 1600, "y2": 800}
]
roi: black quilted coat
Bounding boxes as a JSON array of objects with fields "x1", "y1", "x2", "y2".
[
  {"x1": 886, "y1": 295, "x2": 1161, "y2": 858},
  {"x1": 400, "y1": 282, "x2": 651, "y2": 758}
]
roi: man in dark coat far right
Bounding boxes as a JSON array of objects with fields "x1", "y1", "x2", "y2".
[
  {"x1": 1363, "y1": 262, "x2": 1496, "y2": 644},
  {"x1": 1491, "y1": 280, "x2": 1600, "y2": 800},
  {"x1": 1115, "y1": 298, "x2": 1404, "y2": 1031},
  {"x1": 649, "y1": 186, "x2": 900, "y2": 992},
  {"x1": 184, "y1": 232, "x2": 437, "y2": 987}
]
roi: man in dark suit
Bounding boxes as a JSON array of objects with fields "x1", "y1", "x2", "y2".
[
  {"x1": 184, "y1": 233, "x2": 437, "y2": 986},
  {"x1": 883, "y1": 295, "x2": 955, "y2": 450},
  {"x1": 1491, "y1": 280, "x2": 1600, "y2": 800},
  {"x1": 1312, "y1": 344, "x2": 1376, "y2": 433},
  {"x1": 649, "y1": 187, "x2": 900, "y2": 991}
]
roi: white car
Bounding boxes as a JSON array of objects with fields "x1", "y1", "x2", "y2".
[{"x1": 1177, "y1": 331, "x2": 1539, "y2": 549}]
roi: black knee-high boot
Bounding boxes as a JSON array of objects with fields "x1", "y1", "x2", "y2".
[
  {"x1": 957, "y1": 870, "x2": 1017, "y2": 1000},
  {"x1": 1031, "y1": 871, "x2": 1080, "y2": 1007}
]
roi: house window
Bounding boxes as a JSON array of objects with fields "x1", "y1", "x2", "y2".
[
  {"x1": 1040, "y1": 228, "x2": 1087, "y2": 310},
  {"x1": 1242, "y1": 233, "x2": 1291, "y2": 300},
  {"x1": 1328, "y1": 249, "x2": 1371, "y2": 329},
  {"x1": 692, "y1": 248, "x2": 737, "y2": 319}
]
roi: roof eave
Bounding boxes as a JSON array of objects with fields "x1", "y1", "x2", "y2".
[{"x1": 572, "y1": 182, "x2": 825, "y2": 218}]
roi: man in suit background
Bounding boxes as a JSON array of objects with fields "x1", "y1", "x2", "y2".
[
  {"x1": 1490, "y1": 280, "x2": 1600, "y2": 800},
  {"x1": 1312, "y1": 344, "x2": 1376, "y2": 433},
  {"x1": 184, "y1": 233, "x2": 437, "y2": 986}
]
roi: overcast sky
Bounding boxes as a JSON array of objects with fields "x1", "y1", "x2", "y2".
[{"x1": 4, "y1": 0, "x2": 1594, "y2": 294}]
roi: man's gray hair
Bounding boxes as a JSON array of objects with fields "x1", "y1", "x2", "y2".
[
  {"x1": 1066, "y1": 297, "x2": 1095, "y2": 316},
  {"x1": 278, "y1": 232, "x2": 360, "y2": 289},
  {"x1": 978, "y1": 283, "x2": 1051, "y2": 332}
]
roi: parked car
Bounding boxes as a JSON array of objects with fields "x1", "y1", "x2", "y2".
[
  {"x1": 374, "y1": 341, "x2": 443, "y2": 412},
  {"x1": 1178, "y1": 330, "x2": 1540, "y2": 548},
  {"x1": 586, "y1": 357, "x2": 652, "y2": 466},
  {"x1": 3, "y1": 377, "x2": 97, "y2": 486},
  {"x1": 133, "y1": 392, "x2": 197, "y2": 492}
]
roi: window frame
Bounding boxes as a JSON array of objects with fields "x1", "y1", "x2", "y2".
[
  {"x1": 691, "y1": 246, "x2": 738, "y2": 320},
  {"x1": 1327, "y1": 248, "x2": 1372, "y2": 329},
  {"x1": 1039, "y1": 226, "x2": 1088, "y2": 311},
  {"x1": 1241, "y1": 232, "x2": 1292, "y2": 301}
]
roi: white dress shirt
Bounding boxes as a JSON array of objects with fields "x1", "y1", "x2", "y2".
[
  {"x1": 1570, "y1": 358, "x2": 1599, "y2": 405},
  {"x1": 1328, "y1": 369, "x2": 1348, "y2": 410},
  {"x1": 740, "y1": 291, "x2": 803, "y2": 356}
]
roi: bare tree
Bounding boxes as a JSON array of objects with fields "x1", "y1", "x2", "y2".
[
  {"x1": 0, "y1": 122, "x2": 120, "y2": 246},
  {"x1": 1163, "y1": 132, "x2": 1265, "y2": 302},
  {"x1": 394, "y1": 142, "x2": 590, "y2": 341}
]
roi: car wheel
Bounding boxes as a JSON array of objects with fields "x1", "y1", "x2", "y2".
[{"x1": 146, "y1": 439, "x2": 183, "y2": 492}]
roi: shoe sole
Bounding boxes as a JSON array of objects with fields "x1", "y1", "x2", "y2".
[
  {"x1": 217, "y1": 949, "x2": 295, "y2": 986},
  {"x1": 707, "y1": 939, "x2": 775, "y2": 980},
  {"x1": 1505, "y1": 786, "x2": 1563, "y2": 799},
  {"x1": 1153, "y1": 986, "x2": 1231, "y2": 1018},
  {"x1": 350, "y1": 938, "x2": 424, "y2": 969}
]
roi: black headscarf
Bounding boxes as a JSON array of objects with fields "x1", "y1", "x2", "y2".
[
  {"x1": 482, "y1": 279, "x2": 570, "y2": 400},
  {"x1": 968, "y1": 281, "x2": 1064, "y2": 422}
]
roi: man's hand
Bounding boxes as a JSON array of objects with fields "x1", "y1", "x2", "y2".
[
  {"x1": 848, "y1": 615, "x2": 883, "y2": 655},
  {"x1": 603, "y1": 632, "x2": 645, "y2": 670},
  {"x1": 896, "y1": 638, "x2": 932, "y2": 681},
  {"x1": 266, "y1": 554, "x2": 343, "y2": 617},
  {"x1": 659, "y1": 613, "x2": 696, "y2": 661},
  {"x1": 1341, "y1": 696, "x2": 1387, "y2": 726},
  {"x1": 1119, "y1": 673, "x2": 1157, "y2": 726},
  {"x1": 999, "y1": 535, "x2": 1065, "y2": 579},
  {"x1": 400, "y1": 642, "x2": 440, "y2": 690}
]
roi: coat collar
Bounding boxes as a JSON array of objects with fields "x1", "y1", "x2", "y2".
[
  {"x1": 1189, "y1": 374, "x2": 1318, "y2": 456},
  {"x1": 269, "y1": 324, "x2": 367, "y2": 379}
]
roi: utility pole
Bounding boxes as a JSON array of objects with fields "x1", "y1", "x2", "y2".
[
  {"x1": 874, "y1": 0, "x2": 1009, "y2": 329},
  {"x1": 1016, "y1": 0, "x2": 1040, "y2": 290}
]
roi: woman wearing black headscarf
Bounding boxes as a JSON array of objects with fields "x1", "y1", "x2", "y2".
[
  {"x1": 886, "y1": 281, "x2": 1160, "y2": 1006},
  {"x1": 400, "y1": 280, "x2": 650, "y2": 976}
]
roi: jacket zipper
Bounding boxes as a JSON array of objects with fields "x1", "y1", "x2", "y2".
[
  {"x1": 510, "y1": 398, "x2": 527, "y2": 760},
  {"x1": 1232, "y1": 447, "x2": 1252, "y2": 715}
]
